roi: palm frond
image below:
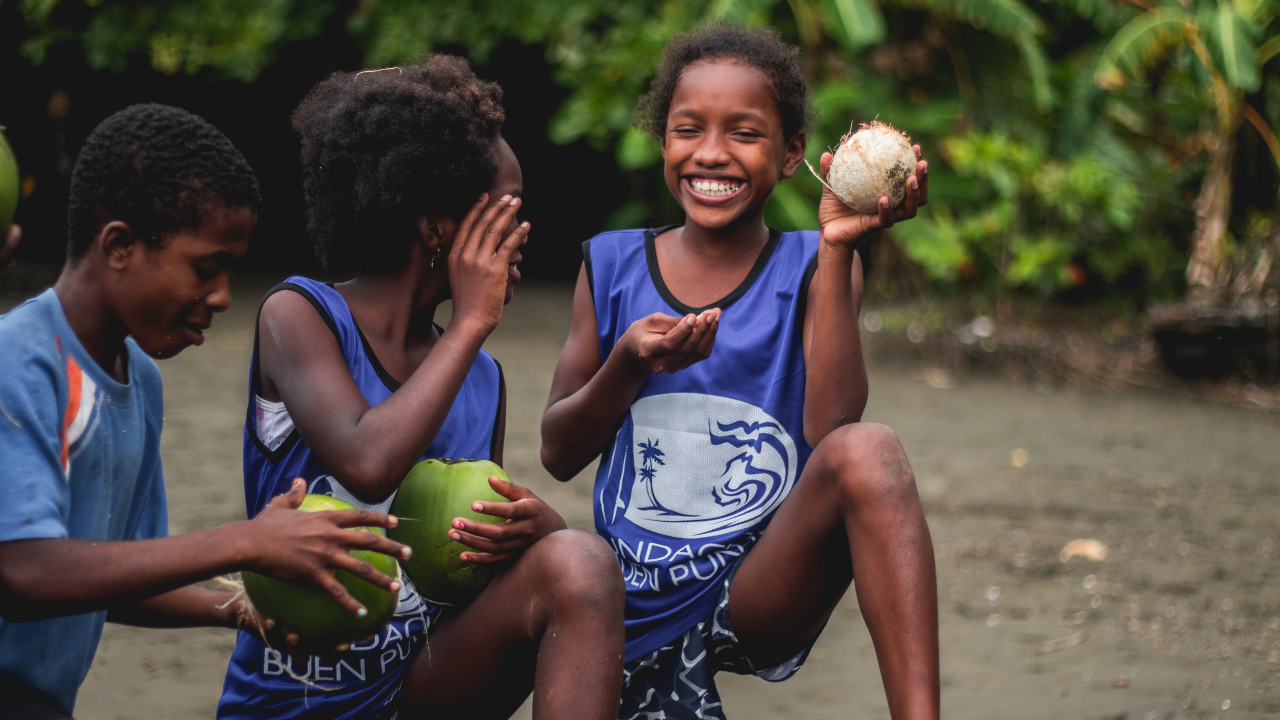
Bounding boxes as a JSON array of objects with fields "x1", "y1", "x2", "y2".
[
  {"x1": 826, "y1": 0, "x2": 887, "y2": 48},
  {"x1": 1016, "y1": 33, "x2": 1054, "y2": 111},
  {"x1": 1093, "y1": 6, "x2": 1193, "y2": 89},
  {"x1": 925, "y1": 0, "x2": 1046, "y2": 40},
  {"x1": 1205, "y1": 1, "x2": 1261, "y2": 90}
]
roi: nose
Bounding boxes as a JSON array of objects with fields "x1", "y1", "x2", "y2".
[
  {"x1": 691, "y1": 129, "x2": 731, "y2": 168},
  {"x1": 207, "y1": 274, "x2": 232, "y2": 313}
]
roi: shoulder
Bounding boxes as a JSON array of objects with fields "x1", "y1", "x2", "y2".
[
  {"x1": 0, "y1": 292, "x2": 69, "y2": 387},
  {"x1": 583, "y1": 228, "x2": 647, "y2": 260}
]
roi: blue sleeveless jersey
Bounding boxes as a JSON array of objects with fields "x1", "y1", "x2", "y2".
[
  {"x1": 586, "y1": 227, "x2": 819, "y2": 661},
  {"x1": 218, "y1": 277, "x2": 503, "y2": 719}
]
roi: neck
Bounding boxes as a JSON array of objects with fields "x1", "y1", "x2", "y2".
[
  {"x1": 677, "y1": 212, "x2": 770, "y2": 259},
  {"x1": 53, "y1": 259, "x2": 130, "y2": 379},
  {"x1": 338, "y1": 251, "x2": 445, "y2": 348}
]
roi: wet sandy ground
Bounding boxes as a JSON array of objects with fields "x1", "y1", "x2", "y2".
[{"x1": 21, "y1": 278, "x2": 1275, "y2": 720}]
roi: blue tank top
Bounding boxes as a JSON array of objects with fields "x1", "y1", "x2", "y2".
[
  {"x1": 218, "y1": 277, "x2": 504, "y2": 719},
  {"x1": 586, "y1": 227, "x2": 819, "y2": 661}
]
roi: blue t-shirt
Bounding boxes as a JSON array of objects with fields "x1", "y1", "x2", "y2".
[
  {"x1": 219, "y1": 278, "x2": 503, "y2": 719},
  {"x1": 0, "y1": 289, "x2": 169, "y2": 712},
  {"x1": 585, "y1": 227, "x2": 819, "y2": 661}
]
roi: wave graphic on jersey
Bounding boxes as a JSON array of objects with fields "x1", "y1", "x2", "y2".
[{"x1": 615, "y1": 393, "x2": 797, "y2": 539}]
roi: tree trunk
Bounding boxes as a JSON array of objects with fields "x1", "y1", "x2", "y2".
[{"x1": 1186, "y1": 115, "x2": 1241, "y2": 302}]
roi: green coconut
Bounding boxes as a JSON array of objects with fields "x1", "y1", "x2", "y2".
[
  {"x1": 243, "y1": 494, "x2": 399, "y2": 646},
  {"x1": 389, "y1": 459, "x2": 510, "y2": 607},
  {"x1": 0, "y1": 128, "x2": 18, "y2": 240}
]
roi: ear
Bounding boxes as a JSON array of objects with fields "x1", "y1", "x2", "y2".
[
  {"x1": 418, "y1": 214, "x2": 458, "y2": 256},
  {"x1": 97, "y1": 221, "x2": 140, "y2": 271},
  {"x1": 779, "y1": 132, "x2": 806, "y2": 180}
]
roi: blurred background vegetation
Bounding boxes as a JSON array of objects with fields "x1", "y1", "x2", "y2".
[{"x1": 3, "y1": 0, "x2": 1280, "y2": 315}]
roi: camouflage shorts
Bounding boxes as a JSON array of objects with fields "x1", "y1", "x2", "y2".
[{"x1": 617, "y1": 558, "x2": 816, "y2": 720}]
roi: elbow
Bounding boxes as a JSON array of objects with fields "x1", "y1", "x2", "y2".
[
  {"x1": 540, "y1": 444, "x2": 578, "y2": 483},
  {"x1": 332, "y1": 457, "x2": 403, "y2": 505}
]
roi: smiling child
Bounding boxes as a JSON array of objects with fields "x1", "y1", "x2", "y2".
[{"x1": 542, "y1": 22, "x2": 940, "y2": 720}]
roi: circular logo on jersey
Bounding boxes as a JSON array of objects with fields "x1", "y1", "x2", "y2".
[{"x1": 613, "y1": 393, "x2": 797, "y2": 539}]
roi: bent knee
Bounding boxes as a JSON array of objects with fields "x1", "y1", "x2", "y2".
[
  {"x1": 814, "y1": 422, "x2": 917, "y2": 502},
  {"x1": 527, "y1": 529, "x2": 623, "y2": 605}
]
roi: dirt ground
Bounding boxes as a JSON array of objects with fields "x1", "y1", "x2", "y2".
[{"x1": 8, "y1": 277, "x2": 1274, "y2": 720}]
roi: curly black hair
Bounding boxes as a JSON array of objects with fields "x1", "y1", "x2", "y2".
[
  {"x1": 635, "y1": 20, "x2": 814, "y2": 143},
  {"x1": 67, "y1": 103, "x2": 260, "y2": 259},
  {"x1": 291, "y1": 55, "x2": 505, "y2": 271}
]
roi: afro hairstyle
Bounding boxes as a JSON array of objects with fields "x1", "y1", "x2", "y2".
[
  {"x1": 634, "y1": 20, "x2": 814, "y2": 143},
  {"x1": 291, "y1": 55, "x2": 505, "y2": 271},
  {"x1": 66, "y1": 103, "x2": 260, "y2": 259}
]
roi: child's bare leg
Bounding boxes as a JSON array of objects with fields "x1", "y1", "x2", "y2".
[
  {"x1": 398, "y1": 529, "x2": 624, "y2": 720},
  {"x1": 728, "y1": 422, "x2": 939, "y2": 720}
]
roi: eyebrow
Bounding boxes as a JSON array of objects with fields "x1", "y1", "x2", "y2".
[{"x1": 669, "y1": 108, "x2": 771, "y2": 125}]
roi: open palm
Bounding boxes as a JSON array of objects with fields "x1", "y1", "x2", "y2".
[{"x1": 817, "y1": 147, "x2": 928, "y2": 249}]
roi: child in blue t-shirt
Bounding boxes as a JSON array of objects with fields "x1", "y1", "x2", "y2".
[
  {"x1": 0, "y1": 104, "x2": 409, "y2": 718},
  {"x1": 218, "y1": 56, "x2": 624, "y2": 720},
  {"x1": 543, "y1": 23, "x2": 940, "y2": 720}
]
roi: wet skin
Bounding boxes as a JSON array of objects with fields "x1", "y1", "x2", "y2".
[{"x1": 542, "y1": 59, "x2": 939, "y2": 720}]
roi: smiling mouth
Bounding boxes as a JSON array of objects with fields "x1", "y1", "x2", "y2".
[{"x1": 685, "y1": 177, "x2": 745, "y2": 199}]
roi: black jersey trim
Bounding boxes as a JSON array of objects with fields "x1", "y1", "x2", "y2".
[
  {"x1": 489, "y1": 359, "x2": 506, "y2": 461},
  {"x1": 795, "y1": 250, "x2": 820, "y2": 338},
  {"x1": 246, "y1": 282, "x2": 340, "y2": 462},
  {"x1": 582, "y1": 239, "x2": 595, "y2": 297},
  {"x1": 644, "y1": 225, "x2": 782, "y2": 316}
]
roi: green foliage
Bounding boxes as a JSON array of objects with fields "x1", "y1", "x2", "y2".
[{"x1": 13, "y1": 0, "x2": 1278, "y2": 305}]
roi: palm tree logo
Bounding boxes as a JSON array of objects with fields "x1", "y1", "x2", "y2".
[{"x1": 635, "y1": 439, "x2": 666, "y2": 512}]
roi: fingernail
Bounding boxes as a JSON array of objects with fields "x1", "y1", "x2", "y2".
[
  {"x1": 450, "y1": 531, "x2": 460, "y2": 540},
  {"x1": 509, "y1": 196, "x2": 520, "y2": 206},
  {"x1": 473, "y1": 502, "x2": 482, "y2": 511},
  {"x1": 336, "y1": 644, "x2": 351, "y2": 652},
  {"x1": 390, "y1": 581, "x2": 401, "y2": 592},
  {"x1": 264, "y1": 619, "x2": 275, "y2": 629},
  {"x1": 910, "y1": 177, "x2": 918, "y2": 189},
  {"x1": 357, "y1": 607, "x2": 367, "y2": 617},
  {"x1": 454, "y1": 518, "x2": 464, "y2": 528},
  {"x1": 500, "y1": 195, "x2": 511, "y2": 203},
  {"x1": 461, "y1": 553, "x2": 470, "y2": 561},
  {"x1": 521, "y1": 221, "x2": 531, "y2": 229},
  {"x1": 388, "y1": 515, "x2": 398, "y2": 526},
  {"x1": 402, "y1": 547, "x2": 412, "y2": 559}
]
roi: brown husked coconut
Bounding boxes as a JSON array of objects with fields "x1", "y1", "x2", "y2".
[{"x1": 811, "y1": 121, "x2": 917, "y2": 214}]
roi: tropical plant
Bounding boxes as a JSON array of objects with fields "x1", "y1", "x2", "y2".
[{"x1": 1093, "y1": 0, "x2": 1280, "y2": 302}]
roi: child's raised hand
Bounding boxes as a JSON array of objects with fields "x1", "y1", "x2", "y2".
[
  {"x1": 448, "y1": 476, "x2": 568, "y2": 563},
  {"x1": 447, "y1": 193, "x2": 530, "y2": 332},
  {"x1": 246, "y1": 479, "x2": 411, "y2": 619},
  {"x1": 620, "y1": 309, "x2": 721, "y2": 375},
  {"x1": 817, "y1": 146, "x2": 928, "y2": 249}
]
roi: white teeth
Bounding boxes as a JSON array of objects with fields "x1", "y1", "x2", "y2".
[{"x1": 691, "y1": 179, "x2": 740, "y2": 196}]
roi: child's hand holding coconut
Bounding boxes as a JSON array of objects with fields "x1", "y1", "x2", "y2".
[{"x1": 811, "y1": 121, "x2": 929, "y2": 248}]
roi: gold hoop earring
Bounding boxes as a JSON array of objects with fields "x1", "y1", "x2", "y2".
[{"x1": 430, "y1": 248, "x2": 442, "y2": 272}]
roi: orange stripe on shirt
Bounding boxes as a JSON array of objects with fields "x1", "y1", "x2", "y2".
[{"x1": 61, "y1": 355, "x2": 83, "y2": 473}]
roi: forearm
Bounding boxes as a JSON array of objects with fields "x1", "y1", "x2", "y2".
[
  {"x1": 541, "y1": 348, "x2": 651, "y2": 481},
  {"x1": 309, "y1": 319, "x2": 492, "y2": 500},
  {"x1": 107, "y1": 585, "x2": 238, "y2": 629},
  {"x1": 803, "y1": 242, "x2": 869, "y2": 446},
  {"x1": 0, "y1": 525, "x2": 256, "y2": 622}
]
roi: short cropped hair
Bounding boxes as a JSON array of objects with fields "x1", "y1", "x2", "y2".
[
  {"x1": 66, "y1": 103, "x2": 260, "y2": 259},
  {"x1": 635, "y1": 20, "x2": 814, "y2": 143},
  {"x1": 291, "y1": 56, "x2": 505, "y2": 271}
]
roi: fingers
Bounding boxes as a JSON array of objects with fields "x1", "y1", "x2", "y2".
[
  {"x1": 329, "y1": 508, "x2": 399, "y2": 531},
  {"x1": 325, "y1": 545, "x2": 403, "y2": 593},
  {"x1": 450, "y1": 195, "x2": 490, "y2": 259},
  {"x1": 481, "y1": 196, "x2": 523, "y2": 254},
  {"x1": 455, "y1": 194, "x2": 510, "y2": 261},
  {"x1": 449, "y1": 526, "x2": 524, "y2": 554},
  {"x1": 312, "y1": 570, "x2": 368, "y2": 617},
  {"x1": 266, "y1": 479, "x2": 306, "y2": 509},
  {"x1": 877, "y1": 195, "x2": 894, "y2": 229},
  {"x1": 460, "y1": 545, "x2": 509, "y2": 563},
  {"x1": 485, "y1": 475, "x2": 528, "y2": 503},
  {"x1": 666, "y1": 311, "x2": 719, "y2": 373},
  {"x1": 497, "y1": 221, "x2": 531, "y2": 262},
  {"x1": 820, "y1": 151, "x2": 833, "y2": 179},
  {"x1": 899, "y1": 175, "x2": 920, "y2": 219}
]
